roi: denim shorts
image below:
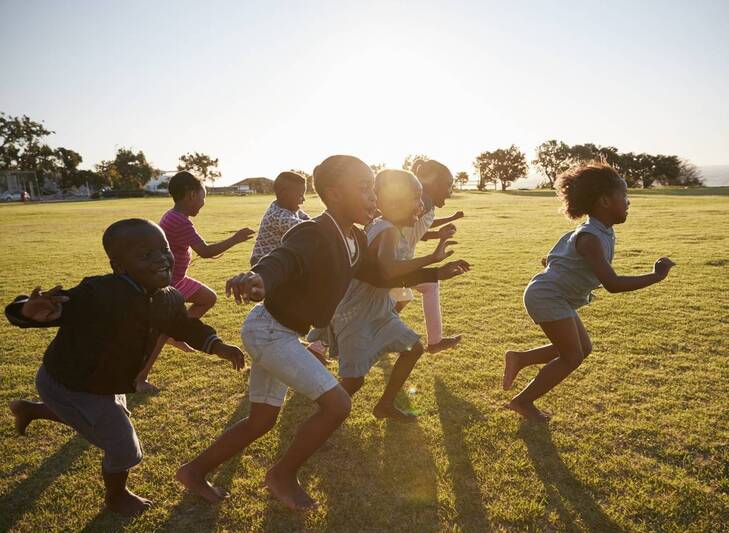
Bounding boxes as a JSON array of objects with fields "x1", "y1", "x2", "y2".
[
  {"x1": 35, "y1": 365, "x2": 143, "y2": 473},
  {"x1": 242, "y1": 304, "x2": 339, "y2": 407}
]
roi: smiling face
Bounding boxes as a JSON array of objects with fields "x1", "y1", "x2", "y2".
[
  {"x1": 110, "y1": 224, "x2": 175, "y2": 291},
  {"x1": 376, "y1": 171, "x2": 424, "y2": 226}
]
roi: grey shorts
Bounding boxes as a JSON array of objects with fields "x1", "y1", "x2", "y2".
[
  {"x1": 35, "y1": 365, "x2": 143, "y2": 473},
  {"x1": 242, "y1": 304, "x2": 340, "y2": 407},
  {"x1": 523, "y1": 282, "x2": 579, "y2": 324}
]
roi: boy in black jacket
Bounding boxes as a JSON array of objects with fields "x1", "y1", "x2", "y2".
[
  {"x1": 176, "y1": 155, "x2": 469, "y2": 510},
  {"x1": 6, "y1": 218, "x2": 244, "y2": 517}
]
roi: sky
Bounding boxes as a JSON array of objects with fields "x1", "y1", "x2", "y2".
[{"x1": 1, "y1": 0, "x2": 728, "y2": 185}]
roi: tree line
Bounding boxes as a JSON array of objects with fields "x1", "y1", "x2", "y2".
[{"x1": 1, "y1": 112, "x2": 704, "y2": 195}]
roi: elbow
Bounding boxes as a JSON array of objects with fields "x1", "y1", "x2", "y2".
[
  {"x1": 602, "y1": 282, "x2": 620, "y2": 294},
  {"x1": 197, "y1": 248, "x2": 213, "y2": 259}
]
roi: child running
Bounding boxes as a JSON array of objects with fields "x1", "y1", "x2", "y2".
[
  {"x1": 249, "y1": 171, "x2": 310, "y2": 266},
  {"x1": 503, "y1": 162, "x2": 675, "y2": 421},
  {"x1": 6, "y1": 219, "x2": 244, "y2": 516},
  {"x1": 176, "y1": 155, "x2": 469, "y2": 510},
  {"x1": 135, "y1": 171, "x2": 254, "y2": 393},
  {"x1": 393, "y1": 159, "x2": 466, "y2": 353},
  {"x1": 333, "y1": 169, "x2": 470, "y2": 422}
]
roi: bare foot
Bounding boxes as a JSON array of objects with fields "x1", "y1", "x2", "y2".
[
  {"x1": 9, "y1": 400, "x2": 33, "y2": 436},
  {"x1": 427, "y1": 335, "x2": 462, "y2": 354},
  {"x1": 105, "y1": 489, "x2": 152, "y2": 517},
  {"x1": 167, "y1": 338, "x2": 195, "y2": 352},
  {"x1": 135, "y1": 380, "x2": 160, "y2": 395},
  {"x1": 264, "y1": 467, "x2": 318, "y2": 510},
  {"x1": 176, "y1": 463, "x2": 230, "y2": 503},
  {"x1": 373, "y1": 403, "x2": 418, "y2": 423},
  {"x1": 502, "y1": 351, "x2": 522, "y2": 390},
  {"x1": 505, "y1": 399, "x2": 550, "y2": 423}
]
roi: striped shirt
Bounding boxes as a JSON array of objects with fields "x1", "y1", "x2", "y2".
[{"x1": 159, "y1": 209, "x2": 204, "y2": 284}]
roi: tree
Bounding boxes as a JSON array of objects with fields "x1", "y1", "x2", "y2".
[
  {"x1": 0, "y1": 112, "x2": 54, "y2": 170},
  {"x1": 177, "y1": 152, "x2": 222, "y2": 186},
  {"x1": 474, "y1": 145, "x2": 528, "y2": 191},
  {"x1": 454, "y1": 171, "x2": 470, "y2": 190},
  {"x1": 402, "y1": 154, "x2": 429, "y2": 172},
  {"x1": 532, "y1": 140, "x2": 572, "y2": 189},
  {"x1": 369, "y1": 162, "x2": 387, "y2": 175},
  {"x1": 97, "y1": 148, "x2": 155, "y2": 190},
  {"x1": 677, "y1": 160, "x2": 703, "y2": 186}
]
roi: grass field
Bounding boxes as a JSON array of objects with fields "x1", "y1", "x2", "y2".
[{"x1": 1, "y1": 189, "x2": 728, "y2": 532}]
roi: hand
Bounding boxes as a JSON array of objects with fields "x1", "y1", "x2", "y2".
[
  {"x1": 212, "y1": 342, "x2": 245, "y2": 370},
  {"x1": 653, "y1": 257, "x2": 676, "y2": 280},
  {"x1": 21, "y1": 286, "x2": 69, "y2": 322},
  {"x1": 225, "y1": 272, "x2": 265, "y2": 304},
  {"x1": 451, "y1": 211, "x2": 465, "y2": 221},
  {"x1": 437, "y1": 223, "x2": 457, "y2": 240},
  {"x1": 541, "y1": 257, "x2": 547, "y2": 268},
  {"x1": 437, "y1": 259, "x2": 471, "y2": 280},
  {"x1": 431, "y1": 238, "x2": 457, "y2": 262},
  {"x1": 234, "y1": 228, "x2": 256, "y2": 243}
]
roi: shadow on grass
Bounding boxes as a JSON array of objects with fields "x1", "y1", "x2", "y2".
[
  {"x1": 0, "y1": 393, "x2": 154, "y2": 532},
  {"x1": 160, "y1": 395, "x2": 251, "y2": 533},
  {"x1": 0, "y1": 434, "x2": 90, "y2": 531},
  {"x1": 434, "y1": 378, "x2": 490, "y2": 531},
  {"x1": 518, "y1": 423, "x2": 621, "y2": 532}
]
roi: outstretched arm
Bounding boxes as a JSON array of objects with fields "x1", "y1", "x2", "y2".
[
  {"x1": 5, "y1": 285, "x2": 72, "y2": 328},
  {"x1": 374, "y1": 227, "x2": 455, "y2": 279},
  {"x1": 191, "y1": 228, "x2": 255, "y2": 258},
  {"x1": 421, "y1": 223, "x2": 457, "y2": 241},
  {"x1": 576, "y1": 233, "x2": 675, "y2": 293},
  {"x1": 430, "y1": 211, "x2": 464, "y2": 229}
]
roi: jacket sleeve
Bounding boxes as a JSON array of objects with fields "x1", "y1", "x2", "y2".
[
  {"x1": 151, "y1": 288, "x2": 221, "y2": 353},
  {"x1": 355, "y1": 246, "x2": 439, "y2": 288},
  {"x1": 251, "y1": 222, "x2": 322, "y2": 296},
  {"x1": 5, "y1": 280, "x2": 97, "y2": 329}
]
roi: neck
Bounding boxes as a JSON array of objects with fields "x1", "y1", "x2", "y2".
[
  {"x1": 589, "y1": 212, "x2": 613, "y2": 228},
  {"x1": 173, "y1": 203, "x2": 192, "y2": 216},
  {"x1": 325, "y1": 206, "x2": 354, "y2": 235}
]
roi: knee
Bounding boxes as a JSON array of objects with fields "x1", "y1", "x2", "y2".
[
  {"x1": 404, "y1": 342, "x2": 424, "y2": 361},
  {"x1": 343, "y1": 377, "x2": 365, "y2": 396},
  {"x1": 203, "y1": 288, "x2": 218, "y2": 309},
  {"x1": 106, "y1": 434, "x2": 143, "y2": 473},
  {"x1": 324, "y1": 388, "x2": 352, "y2": 422},
  {"x1": 563, "y1": 352, "x2": 584, "y2": 370},
  {"x1": 582, "y1": 341, "x2": 592, "y2": 359}
]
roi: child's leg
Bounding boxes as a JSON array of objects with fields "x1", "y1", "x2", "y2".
[
  {"x1": 502, "y1": 344, "x2": 559, "y2": 390},
  {"x1": 176, "y1": 401, "x2": 281, "y2": 503},
  {"x1": 340, "y1": 376, "x2": 365, "y2": 396},
  {"x1": 266, "y1": 385, "x2": 351, "y2": 509},
  {"x1": 135, "y1": 284, "x2": 217, "y2": 392},
  {"x1": 508, "y1": 316, "x2": 591, "y2": 421},
  {"x1": 373, "y1": 341, "x2": 424, "y2": 422},
  {"x1": 416, "y1": 283, "x2": 461, "y2": 353},
  {"x1": 9, "y1": 399, "x2": 64, "y2": 435},
  {"x1": 102, "y1": 468, "x2": 151, "y2": 517}
]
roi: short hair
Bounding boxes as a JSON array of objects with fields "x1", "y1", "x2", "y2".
[
  {"x1": 411, "y1": 159, "x2": 452, "y2": 186},
  {"x1": 168, "y1": 171, "x2": 203, "y2": 201},
  {"x1": 555, "y1": 161, "x2": 625, "y2": 219},
  {"x1": 274, "y1": 171, "x2": 306, "y2": 194},
  {"x1": 374, "y1": 169, "x2": 419, "y2": 201},
  {"x1": 102, "y1": 218, "x2": 159, "y2": 258},
  {"x1": 312, "y1": 155, "x2": 372, "y2": 204}
]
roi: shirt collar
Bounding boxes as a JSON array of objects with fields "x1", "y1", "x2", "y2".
[
  {"x1": 323, "y1": 211, "x2": 359, "y2": 266},
  {"x1": 586, "y1": 216, "x2": 614, "y2": 236},
  {"x1": 119, "y1": 274, "x2": 146, "y2": 294}
]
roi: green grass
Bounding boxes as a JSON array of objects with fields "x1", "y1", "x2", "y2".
[{"x1": 1, "y1": 190, "x2": 728, "y2": 532}]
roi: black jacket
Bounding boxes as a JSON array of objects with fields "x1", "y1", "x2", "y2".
[
  {"x1": 5, "y1": 274, "x2": 221, "y2": 394},
  {"x1": 252, "y1": 212, "x2": 438, "y2": 336}
]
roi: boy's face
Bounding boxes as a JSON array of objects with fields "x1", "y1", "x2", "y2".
[
  {"x1": 277, "y1": 182, "x2": 306, "y2": 212},
  {"x1": 186, "y1": 185, "x2": 206, "y2": 216},
  {"x1": 428, "y1": 174, "x2": 454, "y2": 208},
  {"x1": 378, "y1": 177, "x2": 423, "y2": 226},
  {"x1": 337, "y1": 169, "x2": 377, "y2": 225},
  {"x1": 111, "y1": 225, "x2": 174, "y2": 291}
]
